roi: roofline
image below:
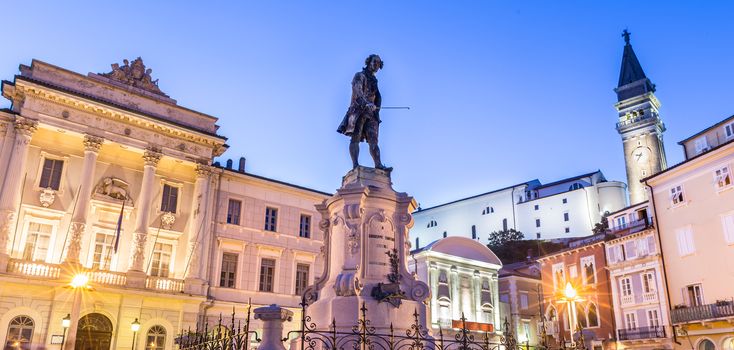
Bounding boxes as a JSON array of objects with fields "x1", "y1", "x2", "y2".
[
  {"x1": 413, "y1": 180, "x2": 534, "y2": 213},
  {"x1": 533, "y1": 170, "x2": 602, "y2": 190},
  {"x1": 218, "y1": 166, "x2": 332, "y2": 197},
  {"x1": 677, "y1": 114, "x2": 734, "y2": 145},
  {"x1": 643, "y1": 137, "x2": 734, "y2": 182},
  {"x1": 536, "y1": 236, "x2": 607, "y2": 261},
  {"x1": 6, "y1": 77, "x2": 228, "y2": 141}
]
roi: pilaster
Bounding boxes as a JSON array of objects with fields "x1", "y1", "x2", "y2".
[
  {"x1": 127, "y1": 148, "x2": 161, "y2": 277},
  {"x1": 184, "y1": 163, "x2": 213, "y2": 294}
]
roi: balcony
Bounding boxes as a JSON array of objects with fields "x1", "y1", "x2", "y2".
[
  {"x1": 611, "y1": 218, "x2": 653, "y2": 236},
  {"x1": 146, "y1": 276, "x2": 185, "y2": 293},
  {"x1": 6, "y1": 259, "x2": 61, "y2": 279},
  {"x1": 618, "y1": 326, "x2": 666, "y2": 340},
  {"x1": 621, "y1": 294, "x2": 634, "y2": 306},
  {"x1": 642, "y1": 292, "x2": 658, "y2": 303},
  {"x1": 671, "y1": 301, "x2": 734, "y2": 324}
]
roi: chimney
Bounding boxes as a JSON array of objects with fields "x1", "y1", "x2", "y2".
[
  {"x1": 238, "y1": 157, "x2": 246, "y2": 172},
  {"x1": 226, "y1": 159, "x2": 233, "y2": 169}
]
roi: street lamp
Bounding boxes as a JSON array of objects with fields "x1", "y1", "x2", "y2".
[
  {"x1": 131, "y1": 318, "x2": 141, "y2": 350},
  {"x1": 64, "y1": 273, "x2": 90, "y2": 350},
  {"x1": 557, "y1": 282, "x2": 583, "y2": 348},
  {"x1": 61, "y1": 314, "x2": 70, "y2": 350}
]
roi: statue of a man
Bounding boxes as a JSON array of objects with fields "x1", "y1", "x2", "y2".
[{"x1": 337, "y1": 54, "x2": 391, "y2": 171}]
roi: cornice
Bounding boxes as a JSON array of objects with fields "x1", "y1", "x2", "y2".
[{"x1": 13, "y1": 80, "x2": 227, "y2": 155}]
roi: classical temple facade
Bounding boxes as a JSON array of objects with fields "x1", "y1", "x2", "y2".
[{"x1": 0, "y1": 59, "x2": 330, "y2": 350}]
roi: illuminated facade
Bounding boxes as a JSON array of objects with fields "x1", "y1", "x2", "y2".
[
  {"x1": 498, "y1": 260, "x2": 542, "y2": 347},
  {"x1": 646, "y1": 115, "x2": 734, "y2": 350},
  {"x1": 411, "y1": 171, "x2": 627, "y2": 244},
  {"x1": 0, "y1": 59, "x2": 329, "y2": 350}
]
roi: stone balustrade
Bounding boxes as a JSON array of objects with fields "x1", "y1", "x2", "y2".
[
  {"x1": 6, "y1": 259, "x2": 61, "y2": 278},
  {"x1": 89, "y1": 270, "x2": 127, "y2": 286},
  {"x1": 145, "y1": 276, "x2": 185, "y2": 292}
]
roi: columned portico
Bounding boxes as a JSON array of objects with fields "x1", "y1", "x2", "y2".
[
  {"x1": 128, "y1": 148, "x2": 161, "y2": 275},
  {"x1": 0, "y1": 117, "x2": 37, "y2": 269},
  {"x1": 64, "y1": 134, "x2": 104, "y2": 263}
]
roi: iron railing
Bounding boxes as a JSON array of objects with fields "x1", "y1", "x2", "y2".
[
  {"x1": 617, "y1": 326, "x2": 665, "y2": 340},
  {"x1": 671, "y1": 300, "x2": 734, "y2": 324}
]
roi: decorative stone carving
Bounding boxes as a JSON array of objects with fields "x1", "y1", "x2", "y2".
[
  {"x1": 100, "y1": 57, "x2": 168, "y2": 97},
  {"x1": 39, "y1": 188, "x2": 55, "y2": 207},
  {"x1": 346, "y1": 225, "x2": 360, "y2": 255},
  {"x1": 334, "y1": 271, "x2": 363, "y2": 297},
  {"x1": 66, "y1": 222, "x2": 85, "y2": 262},
  {"x1": 195, "y1": 163, "x2": 212, "y2": 177},
  {"x1": 129, "y1": 232, "x2": 147, "y2": 271},
  {"x1": 94, "y1": 177, "x2": 131, "y2": 202},
  {"x1": 0, "y1": 211, "x2": 16, "y2": 252},
  {"x1": 83, "y1": 134, "x2": 104, "y2": 152},
  {"x1": 161, "y1": 212, "x2": 176, "y2": 229},
  {"x1": 13, "y1": 117, "x2": 38, "y2": 138},
  {"x1": 143, "y1": 148, "x2": 162, "y2": 167}
]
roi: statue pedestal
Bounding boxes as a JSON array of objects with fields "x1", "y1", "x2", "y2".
[{"x1": 304, "y1": 166, "x2": 430, "y2": 333}]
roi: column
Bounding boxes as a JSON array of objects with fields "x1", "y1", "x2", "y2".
[
  {"x1": 473, "y1": 272, "x2": 482, "y2": 322},
  {"x1": 428, "y1": 263, "x2": 439, "y2": 326},
  {"x1": 64, "y1": 134, "x2": 103, "y2": 263},
  {"x1": 0, "y1": 117, "x2": 37, "y2": 267},
  {"x1": 254, "y1": 305, "x2": 293, "y2": 350},
  {"x1": 128, "y1": 148, "x2": 161, "y2": 272},
  {"x1": 450, "y1": 266, "x2": 460, "y2": 321},
  {"x1": 184, "y1": 163, "x2": 211, "y2": 280}
]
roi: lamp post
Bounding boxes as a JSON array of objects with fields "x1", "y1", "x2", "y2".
[
  {"x1": 64, "y1": 273, "x2": 90, "y2": 350},
  {"x1": 131, "y1": 318, "x2": 141, "y2": 350},
  {"x1": 61, "y1": 314, "x2": 70, "y2": 350},
  {"x1": 557, "y1": 282, "x2": 583, "y2": 348}
]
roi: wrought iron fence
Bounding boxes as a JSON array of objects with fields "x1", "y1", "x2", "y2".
[{"x1": 177, "y1": 296, "x2": 556, "y2": 350}]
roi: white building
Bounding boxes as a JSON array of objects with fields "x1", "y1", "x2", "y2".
[
  {"x1": 0, "y1": 59, "x2": 330, "y2": 350},
  {"x1": 411, "y1": 171, "x2": 627, "y2": 244},
  {"x1": 409, "y1": 236, "x2": 503, "y2": 335}
]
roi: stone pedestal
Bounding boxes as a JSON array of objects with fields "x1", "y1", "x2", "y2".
[
  {"x1": 303, "y1": 167, "x2": 430, "y2": 334},
  {"x1": 255, "y1": 304, "x2": 293, "y2": 350}
]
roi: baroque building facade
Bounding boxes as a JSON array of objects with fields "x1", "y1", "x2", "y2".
[
  {"x1": 411, "y1": 171, "x2": 627, "y2": 244},
  {"x1": 0, "y1": 59, "x2": 330, "y2": 350},
  {"x1": 498, "y1": 259, "x2": 542, "y2": 348}
]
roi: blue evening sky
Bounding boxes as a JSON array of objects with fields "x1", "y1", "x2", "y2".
[{"x1": 1, "y1": 1, "x2": 732, "y2": 207}]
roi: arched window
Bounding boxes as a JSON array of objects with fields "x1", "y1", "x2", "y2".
[
  {"x1": 576, "y1": 306, "x2": 588, "y2": 328},
  {"x1": 587, "y1": 303, "x2": 599, "y2": 327},
  {"x1": 145, "y1": 325, "x2": 166, "y2": 350},
  {"x1": 546, "y1": 305, "x2": 557, "y2": 321},
  {"x1": 5, "y1": 316, "x2": 34, "y2": 350},
  {"x1": 698, "y1": 339, "x2": 715, "y2": 350},
  {"x1": 722, "y1": 337, "x2": 734, "y2": 350},
  {"x1": 569, "y1": 183, "x2": 584, "y2": 191}
]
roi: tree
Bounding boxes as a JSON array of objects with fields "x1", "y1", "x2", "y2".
[
  {"x1": 592, "y1": 214, "x2": 610, "y2": 235},
  {"x1": 487, "y1": 228, "x2": 524, "y2": 247}
]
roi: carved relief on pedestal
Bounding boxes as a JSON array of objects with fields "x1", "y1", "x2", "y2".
[
  {"x1": 129, "y1": 232, "x2": 148, "y2": 271},
  {"x1": 39, "y1": 188, "x2": 56, "y2": 207},
  {"x1": 66, "y1": 222, "x2": 86, "y2": 262}
]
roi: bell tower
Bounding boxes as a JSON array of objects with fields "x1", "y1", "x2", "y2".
[{"x1": 614, "y1": 30, "x2": 667, "y2": 205}]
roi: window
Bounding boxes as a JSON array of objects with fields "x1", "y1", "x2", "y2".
[
  {"x1": 480, "y1": 279, "x2": 492, "y2": 305},
  {"x1": 299, "y1": 215, "x2": 311, "y2": 238},
  {"x1": 161, "y1": 184, "x2": 178, "y2": 213},
  {"x1": 570, "y1": 183, "x2": 584, "y2": 191},
  {"x1": 625, "y1": 241, "x2": 638, "y2": 259},
  {"x1": 552, "y1": 263, "x2": 565, "y2": 289},
  {"x1": 587, "y1": 304, "x2": 599, "y2": 327},
  {"x1": 564, "y1": 227, "x2": 570, "y2": 233},
  {"x1": 615, "y1": 216, "x2": 627, "y2": 229},
  {"x1": 642, "y1": 272, "x2": 656, "y2": 293},
  {"x1": 502, "y1": 219, "x2": 508, "y2": 231},
  {"x1": 686, "y1": 284, "x2": 704, "y2": 307},
  {"x1": 726, "y1": 122, "x2": 734, "y2": 139},
  {"x1": 581, "y1": 256, "x2": 596, "y2": 285},
  {"x1": 562, "y1": 198, "x2": 568, "y2": 204},
  {"x1": 220, "y1": 253, "x2": 237, "y2": 288},
  {"x1": 535, "y1": 219, "x2": 541, "y2": 228},
  {"x1": 145, "y1": 325, "x2": 166, "y2": 350},
  {"x1": 5, "y1": 316, "x2": 34, "y2": 350},
  {"x1": 620, "y1": 277, "x2": 632, "y2": 297},
  {"x1": 295, "y1": 263, "x2": 310, "y2": 295},
  {"x1": 520, "y1": 293, "x2": 529, "y2": 309},
  {"x1": 482, "y1": 206, "x2": 494, "y2": 215},
  {"x1": 150, "y1": 243, "x2": 172, "y2": 277},
  {"x1": 427, "y1": 219, "x2": 438, "y2": 228},
  {"x1": 92, "y1": 232, "x2": 115, "y2": 270},
  {"x1": 699, "y1": 339, "x2": 716, "y2": 350},
  {"x1": 22, "y1": 222, "x2": 52, "y2": 261},
  {"x1": 442, "y1": 231, "x2": 447, "y2": 238},
  {"x1": 39, "y1": 158, "x2": 63, "y2": 190},
  {"x1": 670, "y1": 185, "x2": 685, "y2": 206},
  {"x1": 563, "y1": 212, "x2": 569, "y2": 222},
  {"x1": 534, "y1": 204, "x2": 539, "y2": 210},
  {"x1": 227, "y1": 199, "x2": 241, "y2": 225},
  {"x1": 647, "y1": 309, "x2": 660, "y2": 328},
  {"x1": 471, "y1": 225, "x2": 476, "y2": 239},
  {"x1": 569, "y1": 265, "x2": 578, "y2": 279},
  {"x1": 722, "y1": 213, "x2": 734, "y2": 244},
  {"x1": 577, "y1": 306, "x2": 588, "y2": 328},
  {"x1": 714, "y1": 165, "x2": 732, "y2": 190},
  {"x1": 264, "y1": 207, "x2": 278, "y2": 231},
  {"x1": 624, "y1": 312, "x2": 637, "y2": 330},
  {"x1": 259, "y1": 258, "x2": 276, "y2": 292},
  {"x1": 676, "y1": 226, "x2": 695, "y2": 256},
  {"x1": 694, "y1": 137, "x2": 709, "y2": 154}
]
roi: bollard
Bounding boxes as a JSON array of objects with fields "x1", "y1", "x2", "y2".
[{"x1": 255, "y1": 304, "x2": 293, "y2": 350}]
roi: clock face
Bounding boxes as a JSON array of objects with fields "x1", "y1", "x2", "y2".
[{"x1": 632, "y1": 147, "x2": 651, "y2": 163}]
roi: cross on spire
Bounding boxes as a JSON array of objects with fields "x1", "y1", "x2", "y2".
[{"x1": 622, "y1": 29, "x2": 631, "y2": 44}]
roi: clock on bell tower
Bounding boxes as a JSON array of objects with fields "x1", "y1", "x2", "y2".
[{"x1": 614, "y1": 30, "x2": 667, "y2": 205}]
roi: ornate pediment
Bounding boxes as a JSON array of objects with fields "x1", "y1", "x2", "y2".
[{"x1": 100, "y1": 57, "x2": 168, "y2": 97}]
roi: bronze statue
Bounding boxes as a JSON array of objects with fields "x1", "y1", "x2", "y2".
[{"x1": 337, "y1": 54, "x2": 391, "y2": 171}]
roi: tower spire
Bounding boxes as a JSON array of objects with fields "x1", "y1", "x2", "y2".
[{"x1": 616, "y1": 29, "x2": 655, "y2": 100}]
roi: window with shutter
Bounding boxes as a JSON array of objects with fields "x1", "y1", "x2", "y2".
[
  {"x1": 676, "y1": 227, "x2": 695, "y2": 256},
  {"x1": 714, "y1": 166, "x2": 732, "y2": 190},
  {"x1": 607, "y1": 246, "x2": 617, "y2": 264},
  {"x1": 39, "y1": 158, "x2": 64, "y2": 190},
  {"x1": 647, "y1": 236, "x2": 656, "y2": 254},
  {"x1": 625, "y1": 241, "x2": 637, "y2": 259},
  {"x1": 722, "y1": 214, "x2": 734, "y2": 244}
]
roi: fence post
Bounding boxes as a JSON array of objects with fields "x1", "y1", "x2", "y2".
[{"x1": 255, "y1": 304, "x2": 293, "y2": 350}]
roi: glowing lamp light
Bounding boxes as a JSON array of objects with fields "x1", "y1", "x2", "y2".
[
  {"x1": 131, "y1": 318, "x2": 141, "y2": 332},
  {"x1": 70, "y1": 274, "x2": 89, "y2": 288},
  {"x1": 564, "y1": 282, "x2": 577, "y2": 300},
  {"x1": 62, "y1": 314, "x2": 71, "y2": 328}
]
